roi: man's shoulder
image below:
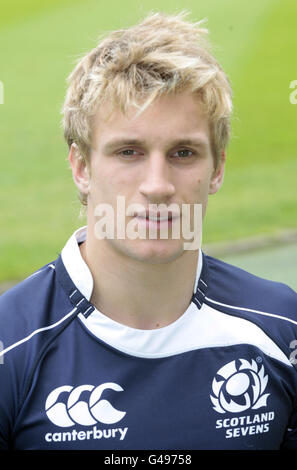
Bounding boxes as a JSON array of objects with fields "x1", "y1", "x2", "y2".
[
  {"x1": 0, "y1": 262, "x2": 57, "y2": 311},
  {"x1": 0, "y1": 260, "x2": 71, "y2": 346},
  {"x1": 201, "y1": 254, "x2": 297, "y2": 362},
  {"x1": 203, "y1": 253, "x2": 297, "y2": 319}
]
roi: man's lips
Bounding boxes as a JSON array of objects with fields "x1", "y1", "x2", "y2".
[
  {"x1": 131, "y1": 211, "x2": 181, "y2": 232},
  {"x1": 132, "y1": 211, "x2": 180, "y2": 221}
]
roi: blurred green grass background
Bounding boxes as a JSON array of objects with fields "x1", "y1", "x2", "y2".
[{"x1": 0, "y1": 0, "x2": 296, "y2": 282}]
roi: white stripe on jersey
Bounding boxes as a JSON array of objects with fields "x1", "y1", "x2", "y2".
[
  {"x1": 205, "y1": 296, "x2": 297, "y2": 327},
  {"x1": 0, "y1": 307, "x2": 77, "y2": 359}
]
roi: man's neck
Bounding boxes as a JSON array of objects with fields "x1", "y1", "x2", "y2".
[{"x1": 79, "y1": 238, "x2": 199, "y2": 330}]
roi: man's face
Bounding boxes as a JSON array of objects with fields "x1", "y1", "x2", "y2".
[{"x1": 72, "y1": 92, "x2": 225, "y2": 264}]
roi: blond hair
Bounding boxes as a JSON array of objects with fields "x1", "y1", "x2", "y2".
[{"x1": 62, "y1": 11, "x2": 232, "y2": 205}]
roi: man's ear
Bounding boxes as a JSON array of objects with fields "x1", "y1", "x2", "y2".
[
  {"x1": 209, "y1": 150, "x2": 226, "y2": 195},
  {"x1": 68, "y1": 143, "x2": 90, "y2": 196}
]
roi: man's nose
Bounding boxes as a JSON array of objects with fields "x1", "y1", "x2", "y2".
[{"x1": 138, "y1": 153, "x2": 175, "y2": 202}]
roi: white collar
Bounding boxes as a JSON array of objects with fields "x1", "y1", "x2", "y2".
[
  {"x1": 61, "y1": 226, "x2": 94, "y2": 300},
  {"x1": 61, "y1": 226, "x2": 203, "y2": 300},
  {"x1": 61, "y1": 227, "x2": 206, "y2": 357}
]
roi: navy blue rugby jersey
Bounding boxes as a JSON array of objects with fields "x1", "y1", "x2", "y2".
[{"x1": 1, "y1": 226, "x2": 297, "y2": 450}]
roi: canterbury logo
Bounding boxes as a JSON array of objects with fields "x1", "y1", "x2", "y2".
[{"x1": 45, "y1": 382, "x2": 126, "y2": 427}]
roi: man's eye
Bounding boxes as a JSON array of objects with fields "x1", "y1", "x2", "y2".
[
  {"x1": 121, "y1": 149, "x2": 134, "y2": 155},
  {"x1": 118, "y1": 149, "x2": 139, "y2": 157},
  {"x1": 173, "y1": 149, "x2": 194, "y2": 158}
]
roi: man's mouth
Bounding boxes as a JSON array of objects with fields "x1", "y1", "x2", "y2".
[
  {"x1": 133, "y1": 211, "x2": 180, "y2": 229},
  {"x1": 140, "y1": 214, "x2": 171, "y2": 221}
]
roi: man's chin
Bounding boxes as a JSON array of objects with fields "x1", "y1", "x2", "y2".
[{"x1": 109, "y1": 238, "x2": 188, "y2": 265}]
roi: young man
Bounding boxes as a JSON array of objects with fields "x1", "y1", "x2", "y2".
[{"x1": 0, "y1": 12, "x2": 297, "y2": 450}]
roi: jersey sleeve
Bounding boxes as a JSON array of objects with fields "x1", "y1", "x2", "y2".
[
  {"x1": 0, "y1": 291, "x2": 31, "y2": 450},
  {"x1": 0, "y1": 263, "x2": 71, "y2": 449},
  {"x1": 280, "y1": 405, "x2": 297, "y2": 449},
  {"x1": 0, "y1": 348, "x2": 17, "y2": 449}
]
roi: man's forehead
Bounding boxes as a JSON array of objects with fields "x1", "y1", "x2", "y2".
[
  {"x1": 92, "y1": 92, "x2": 210, "y2": 148},
  {"x1": 95, "y1": 91, "x2": 206, "y2": 122}
]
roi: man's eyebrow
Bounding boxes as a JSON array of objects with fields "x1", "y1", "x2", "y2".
[
  {"x1": 101, "y1": 137, "x2": 209, "y2": 152},
  {"x1": 102, "y1": 139, "x2": 146, "y2": 152},
  {"x1": 169, "y1": 138, "x2": 209, "y2": 149}
]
